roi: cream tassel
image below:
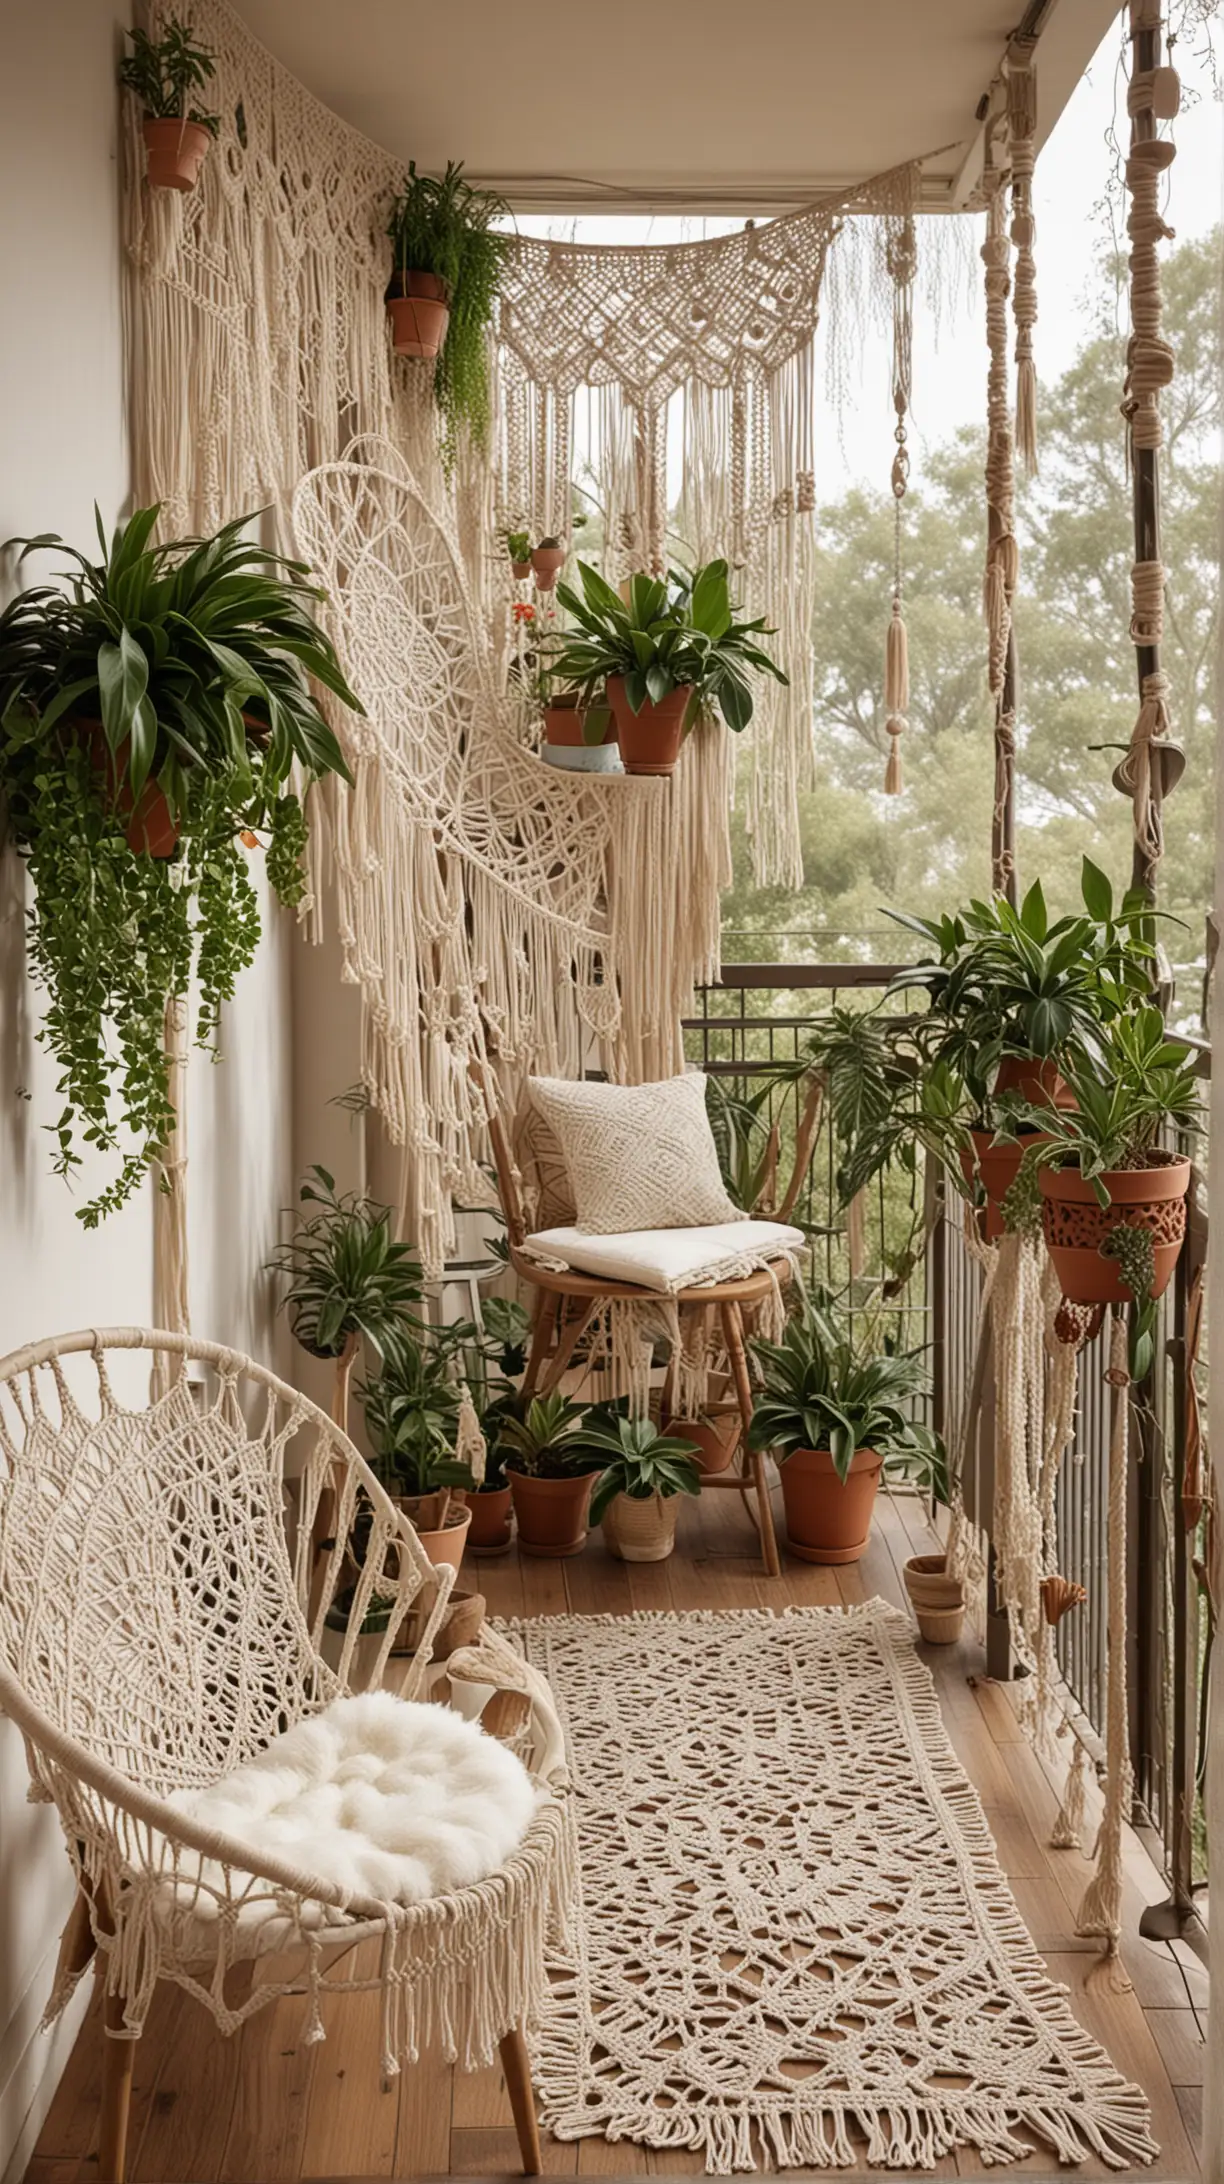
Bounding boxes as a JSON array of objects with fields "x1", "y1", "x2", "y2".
[
  {"x1": 883, "y1": 598, "x2": 908, "y2": 795},
  {"x1": 456, "y1": 1385, "x2": 486, "y2": 1485},
  {"x1": 1050, "y1": 1740, "x2": 1090, "y2": 1850},
  {"x1": 1075, "y1": 1311, "x2": 1133, "y2": 1988}
]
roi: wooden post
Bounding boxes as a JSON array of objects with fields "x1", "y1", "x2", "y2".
[{"x1": 1129, "y1": 1, "x2": 1164, "y2": 901}]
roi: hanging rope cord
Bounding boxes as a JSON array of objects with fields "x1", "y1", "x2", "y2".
[
  {"x1": 981, "y1": 170, "x2": 1018, "y2": 896},
  {"x1": 882, "y1": 214, "x2": 916, "y2": 795},
  {"x1": 1007, "y1": 38, "x2": 1039, "y2": 475}
]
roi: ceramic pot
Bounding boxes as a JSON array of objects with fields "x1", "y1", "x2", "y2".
[
  {"x1": 82, "y1": 722, "x2": 179, "y2": 857},
  {"x1": 777, "y1": 1445, "x2": 883, "y2": 1565},
  {"x1": 530, "y1": 543, "x2": 566, "y2": 590},
  {"x1": 601, "y1": 1490, "x2": 680, "y2": 1563},
  {"x1": 387, "y1": 271, "x2": 450, "y2": 359},
  {"x1": 605, "y1": 677, "x2": 692, "y2": 776},
  {"x1": 467, "y1": 1484, "x2": 514, "y2": 1557},
  {"x1": 394, "y1": 1494, "x2": 472, "y2": 1572},
  {"x1": 507, "y1": 1466, "x2": 596, "y2": 1558},
  {"x1": 142, "y1": 116, "x2": 212, "y2": 191},
  {"x1": 1038, "y1": 1153, "x2": 1191, "y2": 1305},
  {"x1": 902, "y1": 1553, "x2": 966, "y2": 1644},
  {"x1": 663, "y1": 1414, "x2": 737, "y2": 1476}
]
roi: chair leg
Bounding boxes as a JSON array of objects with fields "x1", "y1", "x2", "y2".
[
  {"x1": 720, "y1": 1300, "x2": 781, "y2": 1578},
  {"x1": 520, "y1": 1294, "x2": 558, "y2": 1403},
  {"x1": 541, "y1": 1298, "x2": 600, "y2": 1393},
  {"x1": 499, "y1": 2023, "x2": 542, "y2": 2175},
  {"x1": 98, "y1": 1987, "x2": 136, "y2": 2184}
]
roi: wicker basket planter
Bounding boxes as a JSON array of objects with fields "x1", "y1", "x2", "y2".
[
  {"x1": 601, "y1": 1490, "x2": 681, "y2": 1563},
  {"x1": 1038, "y1": 1151, "x2": 1191, "y2": 1305},
  {"x1": 902, "y1": 1554, "x2": 966, "y2": 1644}
]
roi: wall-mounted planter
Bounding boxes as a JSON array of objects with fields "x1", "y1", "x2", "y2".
[
  {"x1": 1039, "y1": 1152, "x2": 1191, "y2": 1305},
  {"x1": 143, "y1": 117, "x2": 212, "y2": 192}
]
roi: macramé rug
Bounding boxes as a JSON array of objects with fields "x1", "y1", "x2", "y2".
[{"x1": 512, "y1": 1604, "x2": 1158, "y2": 2175}]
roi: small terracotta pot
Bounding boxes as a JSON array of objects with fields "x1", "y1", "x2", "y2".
[
  {"x1": 605, "y1": 677, "x2": 692, "y2": 776},
  {"x1": 467, "y1": 1484, "x2": 514, "y2": 1557},
  {"x1": 142, "y1": 116, "x2": 212, "y2": 191},
  {"x1": 778, "y1": 1445, "x2": 883, "y2": 1565},
  {"x1": 601, "y1": 1490, "x2": 681, "y2": 1563},
  {"x1": 510, "y1": 559, "x2": 533, "y2": 582},
  {"x1": 995, "y1": 1054, "x2": 1074, "y2": 1109},
  {"x1": 530, "y1": 543, "x2": 567, "y2": 590},
  {"x1": 1039, "y1": 1153, "x2": 1191, "y2": 1305},
  {"x1": 394, "y1": 1494, "x2": 472, "y2": 1572},
  {"x1": 663, "y1": 1414, "x2": 737, "y2": 1476},
  {"x1": 902, "y1": 1553, "x2": 966, "y2": 1644},
  {"x1": 507, "y1": 1466, "x2": 596, "y2": 1558},
  {"x1": 543, "y1": 696, "x2": 614, "y2": 750},
  {"x1": 82, "y1": 722, "x2": 179, "y2": 857},
  {"x1": 962, "y1": 1126, "x2": 1051, "y2": 1243},
  {"x1": 387, "y1": 271, "x2": 450, "y2": 359}
]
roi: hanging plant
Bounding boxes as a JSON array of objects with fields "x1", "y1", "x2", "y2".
[
  {"x1": 119, "y1": 15, "x2": 220, "y2": 192},
  {"x1": 0, "y1": 506, "x2": 360, "y2": 1225},
  {"x1": 385, "y1": 161, "x2": 510, "y2": 464}
]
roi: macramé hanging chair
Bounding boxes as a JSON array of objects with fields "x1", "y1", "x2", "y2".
[{"x1": 0, "y1": 1327, "x2": 573, "y2": 2181}]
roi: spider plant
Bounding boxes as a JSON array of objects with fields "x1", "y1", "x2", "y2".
[
  {"x1": 551, "y1": 561, "x2": 788, "y2": 734},
  {"x1": 385, "y1": 161, "x2": 510, "y2": 462},
  {"x1": 748, "y1": 1284, "x2": 946, "y2": 1491},
  {"x1": 498, "y1": 1391, "x2": 597, "y2": 1480},
  {"x1": 583, "y1": 1411, "x2": 702, "y2": 1525},
  {"x1": 118, "y1": 15, "x2": 219, "y2": 130},
  {"x1": 359, "y1": 1331, "x2": 476, "y2": 1500},
  {"x1": 1006, "y1": 1009, "x2": 1201, "y2": 1201},
  {"x1": 268, "y1": 1168, "x2": 424, "y2": 1433}
]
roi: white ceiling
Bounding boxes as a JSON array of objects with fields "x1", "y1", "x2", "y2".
[{"x1": 232, "y1": 0, "x2": 1120, "y2": 211}]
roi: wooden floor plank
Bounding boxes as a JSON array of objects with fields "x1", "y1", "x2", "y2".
[
  {"x1": 218, "y1": 1980, "x2": 316, "y2": 2183},
  {"x1": 1145, "y1": 2008, "x2": 1206, "y2": 2087},
  {"x1": 449, "y1": 2125, "x2": 577, "y2": 2174},
  {"x1": 299, "y1": 1952, "x2": 399, "y2": 2179}
]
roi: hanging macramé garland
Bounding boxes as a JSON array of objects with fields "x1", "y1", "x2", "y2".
[{"x1": 882, "y1": 214, "x2": 916, "y2": 795}]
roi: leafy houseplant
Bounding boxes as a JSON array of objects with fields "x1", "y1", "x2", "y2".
[
  {"x1": 551, "y1": 561, "x2": 788, "y2": 777},
  {"x1": 499, "y1": 1390, "x2": 599, "y2": 1559},
  {"x1": 748, "y1": 1286, "x2": 945, "y2": 1564},
  {"x1": 1005, "y1": 1008, "x2": 1198, "y2": 1371},
  {"x1": 506, "y1": 530, "x2": 533, "y2": 579},
  {"x1": 360, "y1": 1330, "x2": 478, "y2": 1569},
  {"x1": 583, "y1": 1411, "x2": 701, "y2": 1563},
  {"x1": 457, "y1": 1294, "x2": 532, "y2": 1555},
  {"x1": 268, "y1": 1166, "x2": 424, "y2": 1429},
  {"x1": 385, "y1": 161, "x2": 510, "y2": 460},
  {"x1": 0, "y1": 508, "x2": 357, "y2": 1225},
  {"x1": 119, "y1": 16, "x2": 219, "y2": 191}
]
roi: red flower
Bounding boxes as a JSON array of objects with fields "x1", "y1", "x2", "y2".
[{"x1": 512, "y1": 601, "x2": 536, "y2": 625}]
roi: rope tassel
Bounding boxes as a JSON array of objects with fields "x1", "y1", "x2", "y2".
[{"x1": 883, "y1": 598, "x2": 908, "y2": 794}]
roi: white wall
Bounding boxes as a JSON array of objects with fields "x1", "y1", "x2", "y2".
[{"x1": 0, "y1": 7, "x2": 296, "y2": 2174}]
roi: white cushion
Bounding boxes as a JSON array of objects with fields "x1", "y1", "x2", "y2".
[
  {"x1": 524, "y1": 1218, "x2": 805, "y2": 1294},
  {"x1": 528, "y1": 1071, "x2": 743, "y2": 1233},
  {"x1": 167, "y1": 1692, "x2": 538, "y2": 1910}
]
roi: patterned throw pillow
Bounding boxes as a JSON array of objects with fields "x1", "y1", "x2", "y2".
[{"x1": 527, "y1": 1073, "x2": 745, "y2": 1235}]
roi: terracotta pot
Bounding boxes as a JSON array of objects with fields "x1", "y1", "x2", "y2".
[
  {"x1": 530, "y1": 543, "x2": 567, "y2": 590},
  {"x1": 387, "y1": 272, "x2": 450, "y2": 359},
  {"x1": 962, "y1": 1126, "x2": 1051, "y2": 1244},
  {"x1": 142, "y1": 116, "x2": 212, "y2": 191},
  {"x1": 507, "y1": 1466, "x2": 596, "y2": 1558},
  {"x1": 605, "y1": 677, "x2": 692, "y2": 777},
  {"x1": 1039, "y1": 1152, "x2": 1191, "y2": 1305},
  {"x1": 663, "y1": 1414, "x2": 737, "y2": 1476},
  {"x1": 394, "y1": 1494, "x2": 472, "y2": 1572},
  {"x1": 902, "y1": 1553, "x2": 966, "y2": 1644},
  {"x1": 467, "y1": 1484, "x2": 514, "y2": 1557},
  {"x1": 82, "y1": 722, "x2": 179, "y2": 857},
  {"x1": 543, "y1": 696, "x2": 614, "y2": 750},
  {"x1": 510, "y1": 559, "x2": 533, "y2": 582},
  {"x1": 601, "y1": 1490, "x2": 681, "y2": 1563},
  {"x1": 995, "y1": 1053, "x2": 1074, "y2": 1110},
  {"x1": 777, "y1": 1445, "x2": 883, "y2": 1565}
]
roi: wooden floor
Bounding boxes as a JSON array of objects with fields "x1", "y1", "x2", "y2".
[{"x1": 27, "y1": 1485, "x2": 1206, "y2": 2184}]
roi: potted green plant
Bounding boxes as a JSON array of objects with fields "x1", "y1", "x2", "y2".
[
  {"x1": 1006, "y1": 1007, "x2": 1198, "y2": 1361},
  {"x1": 0, "y1": 507, "x2": 357, "y2": 1226},
  {"x1": 360, "y1": 1331, "x2": 478, "y2": 1569},
  {"x1": 499, "y1": 1390, "x2": 600, "y2": 1558},
  {"x1": 887, "y1": 862, "x2": 1155, "y2": 1236},
  {"x1": 551, "y1": 561, "x2": 788, "y2": 776},
  {"x1": 530, "y1": 536, "x2": 567, "y2": 591},
  {"x1": 532, "y1": 648, "x2": 615, "y2": 755},
  {"x1": 119, "y1": 15, "x2": 220, "y2": 191},
  {"x1": 748, "y1": 1286, "x2": 946, "y2": 1565},
  {"x1": 584, "y1": 1409, "x2": 701, "y2": 1562},
  {"x1": 506, "y1": 530, "x2": 533, "y2": 582},
  {"x1": 385, "y1": 161, "x2": 509, "y2": 462},
  {"x1": 465, "y1": 1296, "x2": 532, "y2": 1555},
  {"x1": 267, "y1": 1166, "x2": 425, "y2": 1431}
]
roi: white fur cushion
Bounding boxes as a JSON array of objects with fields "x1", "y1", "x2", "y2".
[
  {"x1": 168, "y1": 1692, "x2": 538, "y2": 1908},
  {"x1": 528, "y1": 1071, "x2": 743, "y2": 1233},
  {"x1": 524, "y1": 1217, "x2": 804, "y2": 1294}
]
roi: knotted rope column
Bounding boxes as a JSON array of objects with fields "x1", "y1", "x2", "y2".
[
  {"x1": 882, "y1": 213, "x2": 916, "y2": 795},
  {"x1": 1007, "y1": 39, "x2": 1039, "y2": 475},
  {"x1": 1115, "y1": 0, "x2": 1183, "y2": 897},
  {"x1": 982, "y1": 170, "x2": 1019, "y2": 902}
]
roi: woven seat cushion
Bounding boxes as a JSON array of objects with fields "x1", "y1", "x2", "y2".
[
  {"x1": 166, "y1": 1692, "x2": 538, "y2": 1911},
  {"x1": 524, "y1": 1218, "x2": 804, "y2": 1295},
  {"x1": 528, "y1": 1072, "x2": 743, "y2": 1234}
]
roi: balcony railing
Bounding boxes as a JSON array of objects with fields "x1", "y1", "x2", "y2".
[{"x1": 683, "y1": 962, "x2": 1209, "y2": 1935}]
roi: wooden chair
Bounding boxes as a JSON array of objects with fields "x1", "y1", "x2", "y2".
[{"x1": 480, "y1": 1074, "x2": 824, "y2": 1578}]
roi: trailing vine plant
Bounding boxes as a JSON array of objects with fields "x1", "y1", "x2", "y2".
[
  {"x1": 0, "y1": 506, "x2": 360, "y2": 1224},
  {"x1": 386, "y1": 161, "x2": 510, "y2": 466}
]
